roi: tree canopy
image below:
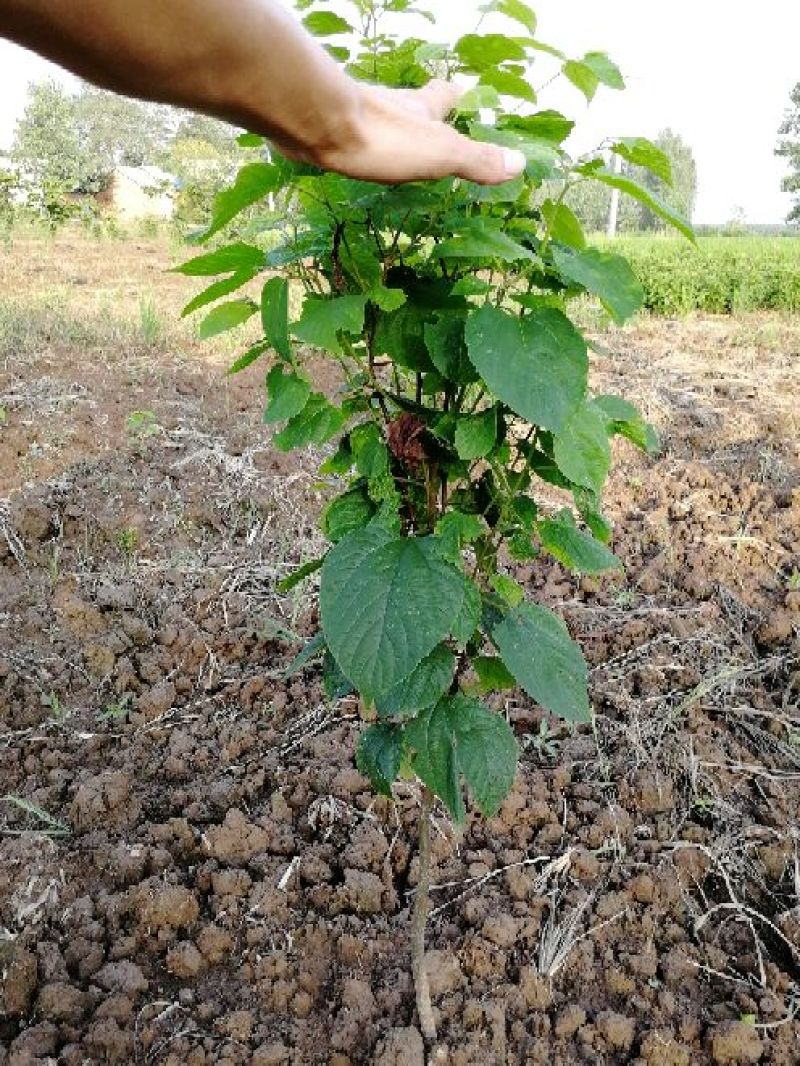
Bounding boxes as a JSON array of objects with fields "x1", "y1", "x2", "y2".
[{"x1": 776, "y1": 82, "x2": 800, "y2": 224}]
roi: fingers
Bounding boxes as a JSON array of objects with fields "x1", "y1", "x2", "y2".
[
  {"x1": 435, "y1": 125, "x2": 526, "y2": 185},
  {"x1": 413, "y1": 78, "x2": 463, "y2": 121}
]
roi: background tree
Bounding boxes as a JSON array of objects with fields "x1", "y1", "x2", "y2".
[
  {"x1": 565, "y1": 128, "x2": 697, "y2": 233},
  {"x1": 776, "y1": 82, "x2": 800, "y2": 224}
]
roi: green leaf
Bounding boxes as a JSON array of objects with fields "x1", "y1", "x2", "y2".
[
  {"x1": 479, "y1": 68, "x2": 536, "y2": 103},
  {"x1": 465, "y1": 306, "x2": 588, "y2": 433},
  {"x1": 264, "y1": 365, "x2": 311, "y2": 424},
  {"x1": 320, "y1": 526, "x2": 467, "y2": 701},
  {"x1": 323, "y1": 648, "x2": 355, "y2": 700},
  {"x1": 376, "y1": 645, "x2": 456, "y2": 719},
  {"x1": 182, "y1": 272, "x2": 256, "y2": 318},
  {"x1": 451, "y1": 579, "x2": 483, "y2": 648},
  {"x1": 493, "y1": 602, "x2": 591, "y2": 723},
  {"x1": 451, "y1": 696, "x2": 517, "y2": 817},
  {"x1": 583, "y1": 51, "x2": 625, "y2": 89},
  {"x1": 501, "y1": 110, "x2": 574, "y2": 145},
  {"x1": 198, "y1": 299, "x2": 257, "y2": 340},
  {"x1": 541, "y1": 200, "x2": 586, "y2": 249},
  {"x1": 563, "y1": 59, "x2": 600, "y2": 102},
  {"x1": 322, "y1": 487, "x2": 376, "y2": 543},
  {"x1": 303, "y1": 10, "x2": 354, "y2": 35},
  {"x1": 237, "y1": 132, "x2": 265, "y2": 148},
  {"x1": 374, "y1": 302, "x2": 433, "y2": 372},
  {"x1": 273, "y1": 394, "x2": 348, "y2": 451},
  {"x1": 293, "y1": 295, "x2": 367, "y2": 354},
  {"x1": 406, "y1": 696, "x2": 517, "y2": 821},
  {"x1": 405, "y1": 703, "x2": 464, "y2": 823},
  {"x1": 455, "y1": 408, "x2": 498, "y2": 460},
  {"x1": 284, "y1": 632, "x2": 325, "y2": 677},
  {"x1": 612, "y1": 137, "x2": 673, "y2": 185},
  {"x1": 490, "y1": 574, "x2": 525, "y2": 608},
  {"x1": 479, "y1": 0, "x2": 537, "y2": 33},
  {"x1": 351, "y1": 422, "x2": 390, "y2": 480},
  {"x1": 594, "y1": 394, "x2": 661, "y2": 455},
  {"x1": 261, "y1": 277, "x2": 291, "y2": 361},
  {"x1": 424, "y1": 312, "x2": 478, "y2": 386},
  {"x1": 277, "y1": 557, "x2": 325, "y2": 593},
  {"x1": 539, "y1": 509, "x2": 621, "y2": 574},
  {"x1": 552, "y1": 246, "x2": 644, "y2": 325},
  {"x1": 469, "y1": 124, "x2": 560, "y2": 184},
  {"x1": 357, "y1": 724, "x2": 402, "y2": 797},
  {"x1": 200, "y1": 163, "x2": 281, "y2": 242},
  {"x1": 227, "y1": 341, "x2": 269, "y2": 376},
  {"x1": 455, "y1": 33, "x2": 527, "y2": 73},
  {"x1": 553, "y1": 400, "x2": 611, "y2": 495},
  {"x1": 471, "y1": 655, "x2": 516, "y2": 694},
  {"x1": 368, "y1": 286, "x2": 407, "y2": 312},
  {"x1": 175, "y1": 243, "x2": 265, "y2": 277},
  {"x1": 580, "y1": 167, "x2": 695, "y2": 242},
  {"x1": 435, "y1": 512, "x2": 484, "y2": 562},
  {"x1": 436, "y1": 219, "x2": 534, "y2": 262},
  {"x1": 454, "y1": 85, "x2": 501, "y2": 114}
]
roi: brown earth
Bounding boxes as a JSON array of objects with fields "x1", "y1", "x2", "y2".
[{"x1": 0, "y1": 232, "x2": 799, "y2": 1065}]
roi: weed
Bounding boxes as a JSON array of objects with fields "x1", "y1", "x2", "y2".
[
  {"x1": 115, "y1": 527, "x2": 138, "y2": 555},
  {"x1": 1, "y1": 795, "x2": 70, "y2": 838}
]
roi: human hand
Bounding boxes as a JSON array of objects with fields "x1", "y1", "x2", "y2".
[{"x1": 280, "y1": 78, "x2": 527, "y2": 186}]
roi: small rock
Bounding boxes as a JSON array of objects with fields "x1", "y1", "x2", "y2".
[
  {"x1": 166, "y1": 941, "x2": 205, "y2": 979},
  {"x1": 554, "y1": 1004, "x2": 586, "y2": 1039},
  {"x1": 95, "y1": 960, "x2": 149, "y2": 996},
  {"x1": 597, "y1": 1011, "x2": 636, "y2": 1051},
  {"x1": 203, "y1": 808, "x2": 269, "y2": 865},
  {"x1": 424, "y1": 950, "x2": 463, "y2": 997},
  {"x1": 35, "y1": 981, "x2": 87, "y2": 1023},
  {"x1": 0, "y1": 946, "x2": 37, "y2": 1016}
]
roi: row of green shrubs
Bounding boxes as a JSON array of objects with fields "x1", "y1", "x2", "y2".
[{"x1": 601, "y1": 235, "x2": 800, "y2": 315}]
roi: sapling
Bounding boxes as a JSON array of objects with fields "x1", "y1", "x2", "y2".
[{"x1": 177, "y1": 0, "x2": 692, "y2": 1044}]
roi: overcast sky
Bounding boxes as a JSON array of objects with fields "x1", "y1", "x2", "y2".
[{"x1": 0, "y1": 0, "x2": 797, "y2": 224}]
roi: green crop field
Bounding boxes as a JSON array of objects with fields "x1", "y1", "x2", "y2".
[{"x1": 601, "y1": 234, "x2": 800, "y2": 315}]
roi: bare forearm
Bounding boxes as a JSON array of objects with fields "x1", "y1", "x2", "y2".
[
  {"x1": 0, "y1": 0, "x2": 362, "y2": 159},
  {"x1": 1, "y1": 0, "x2": 524, "y2": 184}
]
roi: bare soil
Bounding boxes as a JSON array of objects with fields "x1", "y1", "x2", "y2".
[{"x1": 1, "y1": 233, "x2": 799, "y2": 1065}]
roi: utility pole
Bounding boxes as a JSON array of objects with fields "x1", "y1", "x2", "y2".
[{"x1": 606, "y1": 152, "x2": 622, "y2": 238}]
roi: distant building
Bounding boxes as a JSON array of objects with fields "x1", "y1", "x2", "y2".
[{"x1": 99, "y1": 165, "x2": 177, "y2": 222}]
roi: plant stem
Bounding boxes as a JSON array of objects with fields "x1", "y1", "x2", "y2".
[{"x1": 411, "y1": 786, "x2": 437, "y2": 1044}]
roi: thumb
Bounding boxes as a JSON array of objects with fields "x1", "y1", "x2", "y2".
[{"x1": 437, "y1": 126, "x2": 526, "y2": 185}]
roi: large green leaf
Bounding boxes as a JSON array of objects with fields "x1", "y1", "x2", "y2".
[
  {"x1": 376, "y1": 645, "x2": 456, "y2": 719},
  {"x1": 564, "y1": 51, "x2": 625, "y2": 101},
  {"x1": 322, "y1": 487, "x2": 376, "y2": 543},
  {"x1": 479, "y1": 0, "x2": 537, "y2": 33},
  {"x1": 455, "y1": 33, "x2": 527, "y2": 73},
  {"x1": 451, "y1": 579, "x2": 483, "y2": 648},
  {"x1": 594, "y1": 394, "x2": 660, "y2": 455},
  {"x1": 538, "y1": 508, "x2": 621, "y2": 574},
  {"x1": 452, "y1": 696, "x2": 518, "y2": 817},
  {"x1": 435, "y1": 512, "x2": 485, "y2": 562},
  {"x1": 541, "y1": 200, "x2": 586, "y2": 250},
  {"x1": 175, "y1": 243, "x2": 264, "y2": 277},
  {"x1": 375, "y1": 302, "x2": 433, "y2": 372},
  {"x1": 455, "y1": 408, "x2": 498, "y2": 460},
  {"x1": 471, "y1": 655, "x2": 516, "y2": 694},
  {"x1": 493, "y1": 602, "x2": 591, "y2": 723},
  {"x1": 553, "y1": 400, "x2": 611, "y2": 495},
  {"x1": 273, "y1": 394, "x2": 348, "y2": 451},
  {"x1": 612, "y1": 137, "x2": 673, "y2": 185},
  {"x1": 436, "y1": 219, "x2": 534, "y2": 262},
  {"x1": 580, "y1": 167, "x2": 695, "y2": 242},
  {"x1": 500, "y1": 110, "x2": 574, "y2": 145},
  {"x1": 264, "y1": 366, "x2": 311, "y2": 424},
  {"x1": 320, "y1": 525, "x2": 467, "y2": 701},
  {"x1": 465, "y1": 305, "x2": 588, "y2": 433},
  {"x1": 261, "y1": 277, "x2": 291, "y2": 361},
  {"x1": 182, "y1": 272, "x2": 256, "y2": 318},
  {"x1": 198, "y1": 299, "x2": 257, "y2": 339},
  {"x1": 293, "y1": 295, "x2": 367, "y2": 354},
  {"x1": 200, "y1": 163, "x2": 282, "y2": 242},
  {"x1": 479, "y1": 68, "x2": 536, "y2": 103},
  {"x1": 424, "y1": 312, "x2": 477, "y2": 385},
  {"x1": 405, "y1": 696, "x2": 517, "y2": 821},
  {"x1": 303, "y1": 10, "x2": 354, "y2": 35},
  {"x1": 552, "y1": 246, "x2": 644, "y2": 325},
  {"x1": 356, "y1": 725, "x2": 402, "y2": 797},
  {"x1": 405, "y1": 703, "x2": 463, "y2": 823}
]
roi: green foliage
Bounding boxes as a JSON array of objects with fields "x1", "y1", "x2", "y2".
[
  {"x1": 181, "y1": 0, "x2": 686, "y2": 823},
  {"x1": 610, "y1": 234, "x2": 800, "y2": 314}
]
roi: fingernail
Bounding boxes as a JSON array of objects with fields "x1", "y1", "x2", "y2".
[{"x1": 502, "y1": 148, "x2": 526, "y2": 177}]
